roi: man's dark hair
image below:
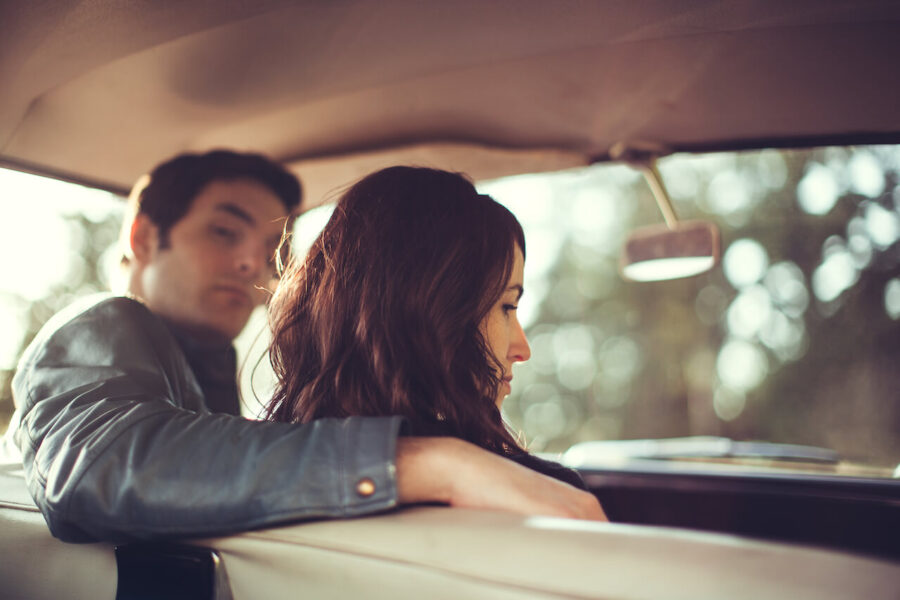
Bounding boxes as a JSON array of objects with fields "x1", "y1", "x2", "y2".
[{"x1": 133, "y1": 149, "x2": 302, "y2": 248}]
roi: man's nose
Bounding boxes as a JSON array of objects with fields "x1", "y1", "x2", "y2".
[{"x1": 236, "y1": 242, "x2": 267, "y2": 280}]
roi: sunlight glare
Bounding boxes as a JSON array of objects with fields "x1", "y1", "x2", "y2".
[
  {"x1": 0, "y1": 298, "x2": 26, "y2": 369},
  {"x1": 291, "y1": 204, "x2": 335, "y2": 258}
]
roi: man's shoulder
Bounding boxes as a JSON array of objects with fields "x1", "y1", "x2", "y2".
[
  {"x1": 36, "y1": 294, "x2": 155, "y2": 337},
  {"x1": 17, "y1": 294, "x2": 171, "y2": 368},
  {"x1": 58, "y1": 293, "x2": 148, "y2": 318}
]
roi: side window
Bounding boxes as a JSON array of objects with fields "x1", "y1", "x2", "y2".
[{"x1": 0, "y1": 168, "x2": 124, "y2": 429}]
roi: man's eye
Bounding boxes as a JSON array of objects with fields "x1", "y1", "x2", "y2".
[{"x1": 211, "y1": 225, "x2": 239, "y2": 242}]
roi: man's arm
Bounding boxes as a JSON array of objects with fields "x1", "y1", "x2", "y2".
[
  {"x1": 395, "y1": 437, "x2": 607, "y2": 521},
  {"x1": 12, "y1": 297, "x2": 404, "y2": 543}
]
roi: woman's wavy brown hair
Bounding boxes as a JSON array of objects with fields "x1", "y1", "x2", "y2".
[{"x1": 266, "y1": 166, "x2": 526, "y2": 454}]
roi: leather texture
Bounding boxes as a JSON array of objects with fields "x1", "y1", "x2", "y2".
[{"x1": 6, "y1": 294, "x2": 404, "y2": 543}]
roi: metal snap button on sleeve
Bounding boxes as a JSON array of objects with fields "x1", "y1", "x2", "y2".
[{"x1": 356, "y1": 478, "x2": 376, "y2": 497}]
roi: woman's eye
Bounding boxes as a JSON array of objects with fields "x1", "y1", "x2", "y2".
[{"x1": 502, "y1": 304, "x2": 518, "y2": 315}]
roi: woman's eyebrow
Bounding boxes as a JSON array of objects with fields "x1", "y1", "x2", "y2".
[{"x1": 507, "y1": 284, "x2": 524, "y2": 300}]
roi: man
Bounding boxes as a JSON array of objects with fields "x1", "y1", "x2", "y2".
[{"x1": 5, "y1": 150, "x2": 604, "y2": 543}]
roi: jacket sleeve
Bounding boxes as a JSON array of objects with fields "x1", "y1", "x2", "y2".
[{"x1": 11, "y1": 297, "x2": 404, "y2": 543}]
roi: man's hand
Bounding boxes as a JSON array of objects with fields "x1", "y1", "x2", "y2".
[{"x1": 395, "y1": 437, "x2": 607, "y2": 521}]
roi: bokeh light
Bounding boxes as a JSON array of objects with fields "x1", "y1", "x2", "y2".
[
  {"x1": 797, "y1": 163, "x2": 840, "y2": 215},
  {"x1": 812, "y1": 242, "x2": 858, "y2": 303},
  {"x1": 726, "y1": 285, "x2": 772, "y2": 339},
  {"x1": 759, "y1": 311, "x2": 807, "y2": 362},
  {"x1": 714, "y1": 387, "x2": 746, "y2": 421},
  {"x1": 524, "y1": 400, "x2": 569, "y2": 445},
  {"x1": 863, "y1": 202, "x2": 900, "y2": 249},
  {"x1": 764, "y1": 261, "x2": 809, "y2": 318},
  {"x1": 849, "y1": 150, "x2": 885, "y2": 198},
  {"x1": 756, "y1": 149, "x2": 789, "y2": 190},
  {"x1": 706, "y1": 170, "x2": 756, "y2": 226},
  {"x1": 886, "y1": 278, "x2": 900, "y2": 320},
  {"x1": 723, "y1": 238, "x2": 769, "y2": 289},
  {"x1": 716, "y1": 339, "x2": 768, "y2": 391},
  {"x1": 597, "y1": 336, "x2": 642, "y2": 387}
]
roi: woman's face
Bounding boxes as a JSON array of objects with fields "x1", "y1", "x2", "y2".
[{"x1": 480, "y1": 245, "x2": 531, "y2": 407}]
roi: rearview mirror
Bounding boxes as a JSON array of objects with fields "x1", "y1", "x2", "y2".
[
  {"x1": 620, "y1": 220, "x2": 721, "y2": 282},
  {"x1": 610, "y1": 142, "x2": 721, "y2": 282}
]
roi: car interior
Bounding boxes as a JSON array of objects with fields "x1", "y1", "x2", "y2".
[{"x1": 1, "y1": 1, "x2": 899, "y2": 599}]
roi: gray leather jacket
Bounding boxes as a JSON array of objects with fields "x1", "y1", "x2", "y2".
[{"x1": 6, "y1": 295, "x2": 404, "y2": 543}]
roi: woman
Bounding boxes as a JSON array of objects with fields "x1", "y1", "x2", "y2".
[{"x1": 266, "y1": 166, "x2": 584, "y2": 489}]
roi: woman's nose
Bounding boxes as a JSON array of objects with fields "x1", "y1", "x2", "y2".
[{"x1": 509, "y1": 321, "x2": 531, "y2": 363}]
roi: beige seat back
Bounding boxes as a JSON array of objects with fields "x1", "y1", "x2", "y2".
[
  {"x1": 199, "y1": 506, "x2": 900, "y2": 600},
  {"x1": 0, "y1": 462, "x2": 117, "y2": 600}
]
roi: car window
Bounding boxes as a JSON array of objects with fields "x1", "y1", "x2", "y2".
[
  {"x1": 478, "y1": 144, "x2": 900, "y2": 476},
  {"x1": 0, "y1": 168, "x2": 124, "y2": 429},
  {"x1": 2, "y1": 146, "x2": 898, "y2": 477}
]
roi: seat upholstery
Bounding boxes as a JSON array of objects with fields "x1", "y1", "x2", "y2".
[
  {"x1": 0, "y1": 463, "x2": 117, "y2": 600},
  {"x1": 198, "y1": 506, "x2": 900, "y2": 600},
  {"x1": 3, "y1": 457, "x2": 899, "y2": 599}
]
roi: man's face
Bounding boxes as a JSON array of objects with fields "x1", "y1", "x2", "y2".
[{"x1": 132, "y1": 178, "x2": 290, "y2": 341}]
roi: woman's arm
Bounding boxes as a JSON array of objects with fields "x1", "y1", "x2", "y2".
[{"x1": 396, "y1": 437, "x2": 607, "y2": 521}]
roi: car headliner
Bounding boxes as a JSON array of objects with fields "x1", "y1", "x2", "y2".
[{"x1": 2, "y1": 0, "x2": 900, "y2": 205}]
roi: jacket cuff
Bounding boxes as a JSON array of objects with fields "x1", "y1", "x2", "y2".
[{"x1": 338, "y1": 415, "x2": 405, "y2": 516}]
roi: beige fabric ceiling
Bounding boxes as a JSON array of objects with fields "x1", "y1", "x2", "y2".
[{"x1": 2, "y1": 0, "x2": 900, "y2": 205}]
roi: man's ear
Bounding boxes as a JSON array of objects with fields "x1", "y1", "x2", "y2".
[{"x1": 129, "y1": 214, "x2": 159, "y2": 264}]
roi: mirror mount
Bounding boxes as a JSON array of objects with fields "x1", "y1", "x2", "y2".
[
  {"x1": 610, "y1": 142, "x2": 721, "y2": 282},
  {"x1": 609, "y1": 142, "x2": 679, "y2": 228}
]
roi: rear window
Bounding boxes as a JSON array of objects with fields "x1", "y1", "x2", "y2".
[{"x1": 479, "y1": 145, "x2": 900, "y2": 474}]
